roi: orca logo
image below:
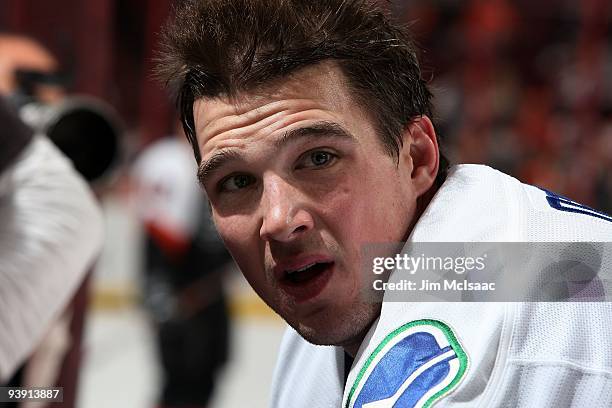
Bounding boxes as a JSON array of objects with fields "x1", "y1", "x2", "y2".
[{"x1": 345, "y1": 319, "x2": 468, "y2": 408}]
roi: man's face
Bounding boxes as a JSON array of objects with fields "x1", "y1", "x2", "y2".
[
  {"x1": 0, "y1": 36, "x2": 63, "y2": 102},
  {"x1": 194, "y1": 63, "x2": 420, "y2": 348}
]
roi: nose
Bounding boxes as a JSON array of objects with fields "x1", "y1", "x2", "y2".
[{"x1": 259, "y1": 176, "x2": 314, "y2": 243}]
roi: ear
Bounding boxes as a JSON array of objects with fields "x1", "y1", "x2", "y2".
[{"x1": 400, "y1": 115, "x2": 439, "y2": 197}]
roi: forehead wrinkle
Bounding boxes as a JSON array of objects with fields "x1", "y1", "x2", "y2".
[
  {"x1": 198, "y1": 98, "x2": 320, "y2": 144},
  {"x1": 274, "y1": 121, "x2": 357, "y2": 149},
  {"x1": 211, "y1": 107, "x2": 296, "y2": 147}
]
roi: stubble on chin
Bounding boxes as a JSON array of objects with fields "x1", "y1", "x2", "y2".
[{"x1": 290, "y1": 301, "x2": 381, "y2": 352}]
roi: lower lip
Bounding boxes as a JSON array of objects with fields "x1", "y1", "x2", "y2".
[{"x1": 279, "y1": 263, "x2": 334, "y2": 303}]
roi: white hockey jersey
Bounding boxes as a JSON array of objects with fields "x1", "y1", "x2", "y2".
[{"x1": 270, "y1": 164, "x2": 612, "y2": 408}]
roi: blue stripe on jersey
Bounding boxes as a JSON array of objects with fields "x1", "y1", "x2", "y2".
[{"x1": 541, "y1": 188, "x2": 612, "y2": 223}]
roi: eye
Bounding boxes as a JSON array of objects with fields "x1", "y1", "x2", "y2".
[
  {"x1": 296, "y1": 150, "x2": 337, "y2": 169},
  {"x1": 219, "y1": 174, "x2": 255, "y2": 192}
]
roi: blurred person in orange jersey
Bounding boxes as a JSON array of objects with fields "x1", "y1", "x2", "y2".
[{"x1": 131, "y1": 121, "x2": 232, "y2": 408}]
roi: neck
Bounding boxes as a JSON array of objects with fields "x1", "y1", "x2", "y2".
[{"x1": 341, "y1": 304, "x2": 382, "y2": 358}]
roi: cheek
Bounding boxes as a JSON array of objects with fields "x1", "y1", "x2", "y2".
[
  {"x1": 214, "y1": 214, "x2": 262, "y2": 272},
  {"x1": 215, "y1": 218, "x2": 272, "y2": 300},
  {"x1": 322, "y1": 174, "x2": 414, "y2": 248},
  {"x1": 214, "y1": 213, "x2": 290, "y2": 312},
  {"x1": 317, "y1": 183, "x2": 370, "y2": 252}
]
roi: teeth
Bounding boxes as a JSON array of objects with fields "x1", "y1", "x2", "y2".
[{"x1": 286, "y1": 263, "x2": 317, "y2": 275}]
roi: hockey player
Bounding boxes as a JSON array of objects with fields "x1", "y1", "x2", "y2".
[{"x1": 156, "y1": 1, "x2": 612, "y2": 406}]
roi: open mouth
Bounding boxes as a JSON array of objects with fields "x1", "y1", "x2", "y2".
[
  {"x1": 279, "y1": 261, "x2": 335, "y2": 302},
  {"x1": 284, "y1": 262, "x2": 333, "y2": 284}
]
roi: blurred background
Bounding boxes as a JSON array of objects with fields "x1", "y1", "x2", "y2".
[{"x1": 0, "y1": 0, "x2": 610, "y2": 407}]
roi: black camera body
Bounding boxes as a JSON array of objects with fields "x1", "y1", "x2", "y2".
[{"x1": 12, "y1": 94, "x2": 122, "y2": 184}]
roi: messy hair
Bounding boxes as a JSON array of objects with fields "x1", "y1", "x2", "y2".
[{"x1": 156, "y1": 0, "x2": 448, "y2": 182}]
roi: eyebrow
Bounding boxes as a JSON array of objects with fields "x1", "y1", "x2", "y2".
[{"x1": 197, "y1": 121, "x2": 356, "y2": 187}]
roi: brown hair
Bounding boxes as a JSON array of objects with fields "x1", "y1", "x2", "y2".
[{"x1": 156, "y1": 0, "x2": 448, "y2": 181}]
